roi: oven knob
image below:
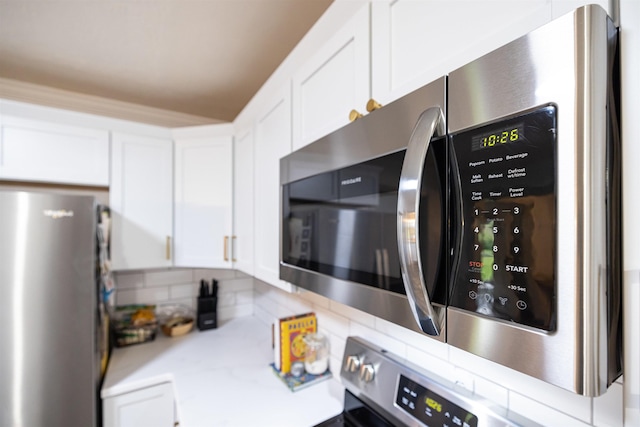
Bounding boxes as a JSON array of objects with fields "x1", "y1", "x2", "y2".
[
  {"x1": 345, "y1": 355, "x2": 361, "y2": 373},
  {"x1": 360, "y1": 363, "x2": 375, "y2": 382}
]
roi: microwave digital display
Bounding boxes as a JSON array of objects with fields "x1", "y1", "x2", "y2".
[{"x1": 471, "y1": 123, "x2": 525, "y2": 151}]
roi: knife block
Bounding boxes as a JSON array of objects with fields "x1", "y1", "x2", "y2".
[{"x1": 197, "y1": 296, "x2": 217, "y2": 330}]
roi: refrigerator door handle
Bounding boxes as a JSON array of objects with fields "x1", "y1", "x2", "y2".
[{"x1": 397, "y1": 107, "x2": 445, "y2": 336}]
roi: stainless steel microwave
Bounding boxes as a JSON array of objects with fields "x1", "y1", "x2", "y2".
[{"x1": 280, "y1": 5, "x2": 621, "y2": 396}]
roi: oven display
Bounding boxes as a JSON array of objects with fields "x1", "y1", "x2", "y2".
[{"x1": 396, "y1": 375, "x2": 478, "y2": 427}]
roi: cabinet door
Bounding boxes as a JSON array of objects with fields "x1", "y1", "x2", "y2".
[
  {"x1": 174, "y1": 136, "x2": 233, "y2": 268},
  {"x1": 233, "y1": 128, "x2": 254, "y2": 275},
  {"x1": 292, "y1": 3, "x2": 370, "y2": 150},
  {"x1": 111, "y1": 133, "x2": 173, "y2": 270},
  {"x1": 103, "y1": 382, "x2": 174, "y2": 427},
  {"x1": 254, "y1": 84, "x2": 293, "y2": 291},
  {"x1": 0, "y1": 115, "x2": 109, "y2": 186},
  {"x1": 371, "y1": 0, "x2": 551, "y2": 104}
]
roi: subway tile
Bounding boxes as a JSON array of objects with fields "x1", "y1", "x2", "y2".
[
  {"x1": 170, "y1": 283, "x2": 196, "y2": 300},
  {"x1": 474, "y1": 376, "x2": 509, "y2": 408},
  {"x1": 375, "y1": 316, "x2": 448, "y2": 360},
  {"x1": 315, "y1": 307, "x2": 350, "y2": 340},
  {"x1": 330, "y1": 301, "x2": 375, "y2": 329},
  {"x1": 116, "y1": 287, "x2": 169, "y2": 306},
  {"x1": 236, "y1": 290, "x2": 254, "y2": 305},
  {"x1": 406, "y1": 345, "x2": 456, "y2": 385},
  {"x1": 193, "y1": 268, "x2": 236, "y2": 281},
  {"x1": 448, "y1": 345, "x2": 592, "y2": 423},
  {"x1": 114, "y1": 272, "x2": 144, "y2": 289},
  {"x1": 594, "y1": 382, "x2": 623, "y2": 427},
  {"x1": 349, "y1": 321, "x2": 407, "y2": 359},
  {"x1": 218, "y1": 292, "x2": 235, "y2": 308},
  {"x1": 296, "y1": 288, "x2": 331, "y2": 310},
  {"x1": 509, "y1": 391, "x2": 591, "y2": 426},
  {"x1": 145, "y1": 269, "x2": 193, "y2": 287},
  {"x1": 220, "y1": 277, "x2": 254, "y2": 292}
]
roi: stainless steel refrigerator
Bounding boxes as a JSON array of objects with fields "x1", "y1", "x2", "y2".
[{"x1": 0, "y1": 191, "x2": 100, "y2": 427}]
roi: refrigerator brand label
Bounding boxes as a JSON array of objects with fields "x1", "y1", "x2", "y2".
[{"x1": 43, "y1": 209, "x2": 74, "y2": 219}]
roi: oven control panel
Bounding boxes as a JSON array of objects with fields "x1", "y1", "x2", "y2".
[
  {"x1": 396, "y1": 374, "x2": 477, "y2": 427},
  {"x1": 450, "y1": 105, "x2": 557, "y2": 331},
  {"x1": 340, "y1": 336, "x2": 538, "y2": 427}
]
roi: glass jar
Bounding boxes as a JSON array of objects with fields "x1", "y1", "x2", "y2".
[{"x1": 303, "y1": 333, "x2": 329, "y2": 375}]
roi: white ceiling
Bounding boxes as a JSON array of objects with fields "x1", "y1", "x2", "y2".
[{"x1": 0, "y1": 0, "x2": 333, "y2": 125}]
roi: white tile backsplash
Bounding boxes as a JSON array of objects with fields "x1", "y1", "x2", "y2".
[
  {"x1": 114, "y1": 268, "x2": 255, "y2": 322},
  {"x1": 145, "y1": 269, "x2": 194, "y2": 287}
]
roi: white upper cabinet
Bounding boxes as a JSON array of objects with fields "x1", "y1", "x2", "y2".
[
  {"x1": 371, "y1": 0, "x2": 552, "y2": 104},
  {"x1": 174, "y1": 129, "x2": 233, "y2": 268},
  {"x1": 233, "y1": 127, "x2": 255, "y2": 276},
  {"x1": 253, "y1": 84, "x2": 293, "y2": 291},
  {"x1": 292, "y1": 3, "x2": 370, "y2": 150},
  {"x1": 0, "y1": 115, "x2": 109, "y2": 186},
  {"x1": 110, "y1": 132, "x2": 173, "y2": 270}
]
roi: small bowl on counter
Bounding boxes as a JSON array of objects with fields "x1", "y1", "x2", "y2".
[{"x1": 156, "y1": 304, "x2": 194, "y2": 337}]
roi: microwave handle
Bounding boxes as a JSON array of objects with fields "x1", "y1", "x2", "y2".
[{"x1": 397, "y1": 107, "x2": 445, "y2": 336}]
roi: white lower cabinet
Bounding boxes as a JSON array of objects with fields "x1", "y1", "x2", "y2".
[
  {"x1": 174, "y1": 132, "x2": 233, "y2": 268},
  {"x1": 0, "y1": 115, "x2": 109, "y2": 186},
  {"x1": 110, "y1": 132, "x2": 173, "y2": 270},
  {"x1": 103, "y1": 382, "x2": 175, "y2": 427}
]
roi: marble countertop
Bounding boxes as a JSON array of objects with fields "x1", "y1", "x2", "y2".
[{"x1": 101, "y1": 316, "x2": 344, "y2": 427}]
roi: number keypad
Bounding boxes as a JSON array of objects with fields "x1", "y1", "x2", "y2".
[{"x1": 450, "y1": 106, "x2": 557, "y2": 331}]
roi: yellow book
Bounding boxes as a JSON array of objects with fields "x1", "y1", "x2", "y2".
[{"x1": 279, "y1": 312, "x2": 316, "y2": 373}]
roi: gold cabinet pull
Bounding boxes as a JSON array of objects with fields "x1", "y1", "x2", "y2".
[
  {"x1": 366, "y1": 98, "x2": 383, "y2": 112},
  {"x1": 232, "y1": 235, "x2": 237, "y2": 262},
  {"x1": 166, "y1": 236, "x2": 171, "y2": 260},
  {"x1": 349, "y1": 109, "x2": 363, "y2": 122},
  {"x1": 224, "y1": 236, "x2": 229, "y2": 262}
]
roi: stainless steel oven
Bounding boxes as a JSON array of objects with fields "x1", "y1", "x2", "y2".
[
  {"x1": 314, "y1": 336, "x2": 540, "y2": 427},
  {"x1": 280, "y1": 5, "x2": 621, "y2": 396}
]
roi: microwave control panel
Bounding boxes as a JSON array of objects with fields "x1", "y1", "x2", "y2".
[{"x1": 450, "y1": 105, "x2": 557, "y2": 331}]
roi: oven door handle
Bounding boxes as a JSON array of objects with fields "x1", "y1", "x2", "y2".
[{"x1": 397, "y1": 107, "x2": 445, "y2": 336}]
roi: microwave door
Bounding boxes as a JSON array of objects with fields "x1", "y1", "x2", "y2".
[{"x1": 397, "y1": 107, "x2": 446, "y2": 336}]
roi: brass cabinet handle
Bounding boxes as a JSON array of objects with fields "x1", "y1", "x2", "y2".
[
  {"x1": 349, "y1": 109, "x2": 363, "y2": 122},
  {"x1": 166, "y1": 236, "x2": 171, "y2": 260},
  {"x1": 232, "y1": 235, "x2": 237, "y2": 262},
  {"x1": 224, "y1": 236, "x2": 229, "y2": 262},
  {"x1": 366, "y1": 98, "x2": 383, "y2": 112}
]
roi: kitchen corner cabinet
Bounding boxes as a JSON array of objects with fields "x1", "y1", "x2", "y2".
[
  {"x1": 103, "y1": 382, "x2": 175, "y2": 427},
  {"x1": 233, "y1": 128, "x2": 255, "y2": 275},
  {"x1": 0, "y1": 115, "x2": 109, "y2": 186},
  {"x1": 292, "y1": 3, "x2": 370, "y2": 150},
  {"x1": 253, "y1": 84, "x2": 294, "y2": 291},
  {"x1": 110, "y1": 132, "x2": 173, "y2": 270},
  {"x1": 174, "y1": 135, "x2": 233, "y2": 268}
]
